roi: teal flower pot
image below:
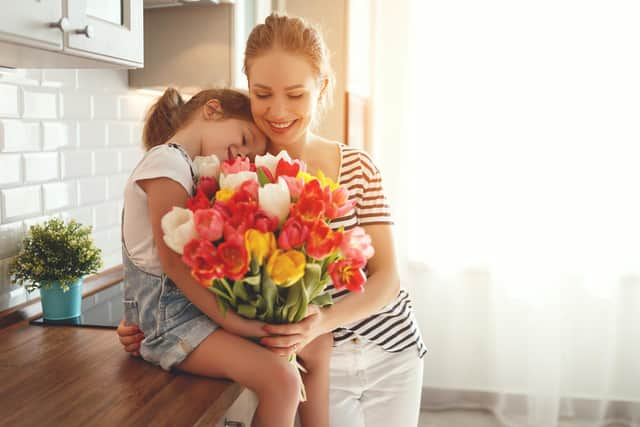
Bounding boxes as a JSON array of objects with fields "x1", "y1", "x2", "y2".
[{"x1": 39, "y1": 279, "x2": 83, "y2": 320}]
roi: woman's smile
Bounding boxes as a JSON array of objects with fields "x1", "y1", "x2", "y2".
[{"x1": 267, "y1": 119, "x2": 297, "y2": 134}]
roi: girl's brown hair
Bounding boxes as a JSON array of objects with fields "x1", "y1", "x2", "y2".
[
  {"x1": 142, "y1": 87, "x2": 253, "y2": 150},
  {"x1": 243, "y1": 13, "x2": 335, "y2": 119}
]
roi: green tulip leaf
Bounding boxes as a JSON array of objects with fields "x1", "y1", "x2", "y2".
[{"x1": 238, "y1": 304, "x2": 257, "y2": 319}]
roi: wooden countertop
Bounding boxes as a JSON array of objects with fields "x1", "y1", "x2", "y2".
[
  {"x1": 0, "y1": 325, "x2": 243, "y2": 427},
  {"x1": 0, "y1": 267, "x2": 244, "y2": 427}
]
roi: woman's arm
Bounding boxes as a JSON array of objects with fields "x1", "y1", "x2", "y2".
[
  {"x1": 261, "y1": 223, "x2": 400, "y2": 355},
  {"x1": 140, "y1": 177, "x2": 267, "y2": 339}
]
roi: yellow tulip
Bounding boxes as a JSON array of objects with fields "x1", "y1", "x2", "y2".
[
  {"x1": 215, "y1": 188, "x2": 234, "y2": 202},
  {"x1": 266, "y1": 250, "x2": 306, "y2": 287},
  {"x1": 296, "y1": 170, "x2": 338, "y2": 191},
  {"x1": 245, "y1": 229, "x2": 276, "y2": 266}
]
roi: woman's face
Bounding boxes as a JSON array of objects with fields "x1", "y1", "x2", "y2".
[
  {"x1": 247, "y1": 49, "x2": 323, "y2": 147},
  {"x1": 201, "y1": 118, "x2": 267, "y2": 162}
]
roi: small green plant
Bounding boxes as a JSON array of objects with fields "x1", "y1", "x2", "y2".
[{"x1": 10, "y1": 218, "x2": 103, "y2": 292}]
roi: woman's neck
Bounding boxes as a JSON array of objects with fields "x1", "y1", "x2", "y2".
[{"x1": 269, "y1": 131, "x2": 315, "y2": 161}]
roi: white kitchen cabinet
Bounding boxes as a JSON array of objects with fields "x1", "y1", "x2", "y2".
[
  {"x1": 0, "y1": 0, "x2": 143, "y2": 68},
  {"x1": 65, "y1": 0, "x2": 143, "y2": 65},
  {"x1": 0, "y1": 0, "x2": 63, "y2": 50}
]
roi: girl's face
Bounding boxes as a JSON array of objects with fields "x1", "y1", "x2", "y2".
[
  {"x1": 247, "y1": 49, "x2": 323, "y2": 147},
  {"x1": 200, "y1": 118, "x2": 267, "y2": 162}
]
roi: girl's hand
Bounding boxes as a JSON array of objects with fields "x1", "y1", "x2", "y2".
[
  {"x1": 260, "y1": 305, "x2": 326, "y2": 357},
  {"x1": 224, "y1": 315, "x2": 270, "y2": 340},
  {"x1": 117, "y1": 319, "x2": 144, "y2": 357}
]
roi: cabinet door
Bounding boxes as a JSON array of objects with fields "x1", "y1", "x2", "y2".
[
  {"x1": 0, "y1": 0, "x2": 63, "y2": 50},
  {"x1": 65, "y1": 0, "x2": 143, "y2": 66}
]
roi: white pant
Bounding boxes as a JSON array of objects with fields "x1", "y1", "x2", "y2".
[{"x1": 328, "y1": 337, "x2": 424, "y2": 427}]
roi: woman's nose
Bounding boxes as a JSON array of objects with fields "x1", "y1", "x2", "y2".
[{"x1": 268, "y1": 96, "x2": 287, "y2": 118}]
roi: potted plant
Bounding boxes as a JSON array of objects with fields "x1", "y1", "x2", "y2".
[{"x1": 10, "y1": 218, "x2": 103, "y2": 320}]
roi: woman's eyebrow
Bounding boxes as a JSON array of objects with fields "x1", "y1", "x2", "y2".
[{"x1": 252, "y1": 84, "x2": 305, "y2": 90}]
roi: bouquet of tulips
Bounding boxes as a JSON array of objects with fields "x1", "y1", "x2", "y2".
[{"x1": 161, "y1": 151, "x2": 374, "y2": 327}]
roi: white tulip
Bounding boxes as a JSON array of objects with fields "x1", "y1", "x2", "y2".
[
  {"x1": 259, "y1": 177, "x2": 291, "y2": 225},
  {"x1": 161, "y1": 207, "x2": 197, "y2": 254},
  {"x1": 255, "y1": 151, "x2": 292, "y2": 176},
  {"x1": 219, "y1": 171, "x2": 258, "y2": 191},
  {"x1": 193, "y1": 155, "x2": 220, "y2": 178}
]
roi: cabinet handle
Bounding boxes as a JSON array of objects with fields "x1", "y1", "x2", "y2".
[
  {"x1": 224, "y1": 420, "x2": 245, "y2": 427},
  {"x1": 74, "y1": 25, "x2": 95, "y2": 39},
  {"x1": 48, "y1": 17, "x2": 71, "y2": 33}
]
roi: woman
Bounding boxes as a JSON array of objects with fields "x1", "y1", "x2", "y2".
[{"x1": 119, "y1": 13, "x2": 427, "y2": 426}]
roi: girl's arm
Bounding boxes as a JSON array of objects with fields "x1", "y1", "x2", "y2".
[
  {"x1": 261, "y1": 223, "x2": 400, "y2": 354},
  {"x1": 140, "y1": 177, "x2": 267, "y2": 339}
]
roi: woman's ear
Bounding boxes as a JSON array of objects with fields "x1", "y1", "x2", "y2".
[
  {"x1": 203, "y1": 99, "x2": 224, "y2": 120},
  {"x1": 317, "y1": 78, "x2": 329, "y2": 104}
]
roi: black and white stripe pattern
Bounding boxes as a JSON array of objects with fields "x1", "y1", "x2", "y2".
[{"x1": 329, "y1": 145, "x2": 427, "y2": 357}]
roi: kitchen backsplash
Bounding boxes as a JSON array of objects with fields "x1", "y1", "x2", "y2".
[{"x1": 0, "y1": 68, "x2": 156, "y2": 310}]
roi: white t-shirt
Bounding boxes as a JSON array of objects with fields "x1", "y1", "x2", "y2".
[{"x1": 123, "y1": 143, "x2": 194, "y2": 275}]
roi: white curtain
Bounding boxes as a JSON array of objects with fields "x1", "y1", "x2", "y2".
[{"x1": 371, "y1": 1, "x2": 640, "y2": 426}]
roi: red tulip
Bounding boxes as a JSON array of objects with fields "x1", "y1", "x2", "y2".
[
  {"x1": 328, "y1": 259, "x2": 366, "y2": 293},
  {"x1": 186, "y1": 190, "x2": 211, "y2": 212},
  {"x1": 278, "y1": 216, "x2": 310, "y2": 250},
  {"x1": 196, "y1": 176, "x2": 219, "y2": 200},
  {"x1": 306, "y1": 221, "x2": 342, "y2": 260},
  {"x1": 182, "y1": 239, "x2": 224, "y2": 286}
]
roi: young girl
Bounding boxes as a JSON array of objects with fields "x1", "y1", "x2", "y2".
[{"x1": 121, "y1": 87, "x2": 332, "y2": 427}]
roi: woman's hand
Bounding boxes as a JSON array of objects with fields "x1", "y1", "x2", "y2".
[
  {"x1": 260, "y1": 305, "x2": 327, "y2": 357},
  {"x1": 117, "y1": 320, "x2": 144, "y2": 357}
]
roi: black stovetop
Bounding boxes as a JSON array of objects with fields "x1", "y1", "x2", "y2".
[{"x1": 30, "y1": 282, "x2": 124, "y2": 329}]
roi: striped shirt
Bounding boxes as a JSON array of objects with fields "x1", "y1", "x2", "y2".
[{"x1": 328, "y1": 144, "x2": 427, "y2": 357}]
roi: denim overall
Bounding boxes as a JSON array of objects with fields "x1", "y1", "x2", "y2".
[{"x1": 122, "y1": 143, "x2": 219, "y2": 371}]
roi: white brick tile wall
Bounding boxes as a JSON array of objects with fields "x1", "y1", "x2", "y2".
[
  {"x1": 61, "y1": 206, "x2": 94, "y2": 229},
  {"x1": 43, "y1": 121, "x2": 76, "y2": 150},
  {"x1": 0, "y1": 69, "x2": 151, "y2": 309},
  {"x1": 77, "y1": 70, "x2": 128, "y2": 92},
  {"x1": 0, "y1": 155, "x2": 21, "y2": 187},
  {"x1": 93, "y1": 150, "x2": 120, "y2": 176},
  {"x1": 2, "y1": 185, "x2": 42, "y2": 221},
  {"x1": 119, "y1": 95, "x2": 154, "y2": 121},
  {"x1": 43, "y1": 181, "x2": 77, "y2": 212},
  {"x1": 107, "y1": 174, "x2": 128, "y2": 200},
  {"x1": 78, "y1": 121, "x2": 107, "y2": 147},
  {"x1": 131, "y1": 123, "x2": 143, "y2": 146},
  {"x1": 41, "y1": 70, "x2": 77, "y2": 88},
  {"x1": 60, "y1": 92, "x2": 92, "y2": 119},
  {"x1": 0, "y1": 84, "x2": 20, "y2": 118},
  {"x1": 61, "y1": 150, "x2": 93, "y2": 178},
  {"x1": 93, "y1": 201, "x2": 120, "y2": 230},
  {"x1": 77, "y1": 176, "x2": 107, "y2": 205},
  {"x1": 0, "y1": 222, "x2": 25, "y2": 259},
  {"x1": 23, "y1": 214, "x2": 53, "y2": 229},
  {"x1": 107, "y1": 122, "x2": 131, "y2": 146},
  {"x1": 22, "y1": 89, "x2": 58, "y2": 119},
  {"x1": 120, "y1": 147, "x2": 144, "y2": 171},
  {"x1": 0, "y1": 69, "x2": 41, "y2": 86},
  {"x1": 93, "y1": 95, "x2": 120, "y2": 119},
  {"x1": 0, "y1": 120, "x2": 41, "y2": 152},
  {"x1": 23, "y1": 152, "x2": 59, "y2": 183}
]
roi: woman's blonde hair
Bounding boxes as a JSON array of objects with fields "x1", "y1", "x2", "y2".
[
  {"x1": 243, "y1": 13, "x2": 335, "y2": 121},
  {"x1": 142, "y1": 87, "x2": 253, "y2": 150}
]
